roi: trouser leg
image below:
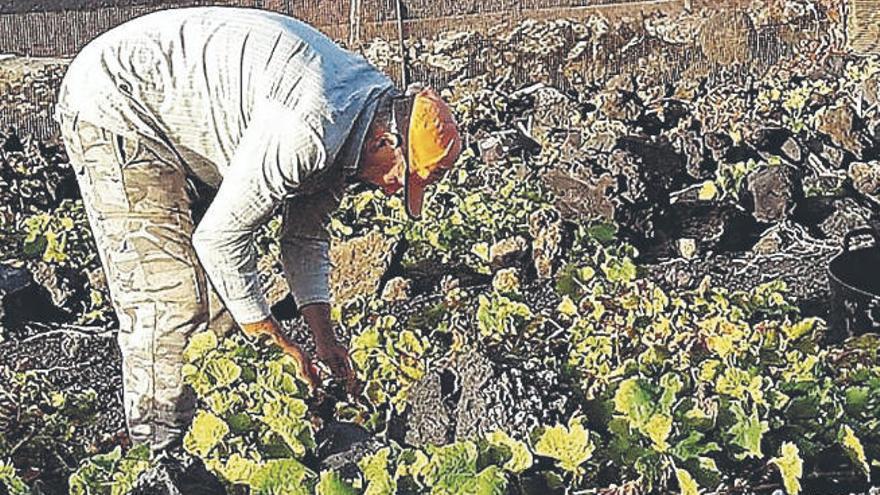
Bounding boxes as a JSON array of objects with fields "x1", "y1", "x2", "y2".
[{"x1": 58, "y1": 115, "x2": 233, "y2": 452}]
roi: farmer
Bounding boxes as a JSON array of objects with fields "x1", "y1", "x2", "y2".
[{"x1": 54, "y1": 4, "x2": 461, "y2": 467}]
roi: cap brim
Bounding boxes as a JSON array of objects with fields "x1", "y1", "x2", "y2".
[{"x1": 404, "y1": 171, "x2": 427, "y2": 219}]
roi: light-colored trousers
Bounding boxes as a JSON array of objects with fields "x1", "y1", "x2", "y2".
[{"x1": 57, "y1": 113, "x2": 236, "y2": 453}]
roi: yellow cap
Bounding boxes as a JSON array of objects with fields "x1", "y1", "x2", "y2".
[{"x1": 403, "y1": 87, "x2": 462, "y2": 219}]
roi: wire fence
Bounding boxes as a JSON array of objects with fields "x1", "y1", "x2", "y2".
[{"x1": 0, "y1": 0, "x2": 851, "y2": 141}]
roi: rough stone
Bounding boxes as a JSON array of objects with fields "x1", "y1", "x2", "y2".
[
  {"x1": 529, "y1": 209, "x2": 565, "y2": 279},
  {"x1": 0, "y1": 263, "x2": 33, "y2": 335},
  {"x1": 404, "y1": 370, "x2": 453, "y2": 447},
  {"x1": 130, "y1": 453, "x2": 226, "y2": 495},
  {"x1": 780, "y1": 136, "x2": 803, "y2": 163},
  {"x1": 751, "y1": 127, "x2": 793, "y2": 156},
  {"x1": 330, "y1": 230, "x2": 397, "y2": 303},
  {"x1": 745, "y1": 165, "x2": 800, "y2": 223},
  {"x1": 849, "y1": 161, "x2": 880, "y2": 199},
  {"x1": 380, "y1": 276, "x2": 411, "y2": 302},
  {"x1": 670, "y1": 127, "x2": 713, "y2": 180},
  {"x1": 644, "y1": 223, "x2": 838, "y2": 319},
  {"x1": 488, "y1": 235, "x2": 529, "y2": 270},
  {"x1": 818, "y1": 198, "x2": 876, "y2": 240},
  {"x1": 318, "y1": 421, "x2": 383, "y2": 479},
  {"x1": 639, "y1": 201, "x2": 761, "y2": 261},
  {"x1": 618, "y1": 135, "x2": 689, "y2": 204},
  {"x1": 705, "y1": 132, "x2": 734, "y2": 165},
  {"x1": 541, "y1": 168, "x2": 616, "y2": 223},
  {"x1": 453, "y1": 350, "x2": 570, "y2": 441},
  {"x1": 699, "y1": 10, "x2": 755, "y2": 66},
  {"x1": 814, "y1": 103, "x2": 864, "y2": 159}
]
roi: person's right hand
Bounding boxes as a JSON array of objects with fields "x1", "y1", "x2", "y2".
[{"x1": 241, "y1": 317, "x2": 320, "y2": 391}]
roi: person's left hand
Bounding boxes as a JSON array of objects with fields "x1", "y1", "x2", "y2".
[{"x1": 315, "y1": 339, "x2": 361, "y2": 397}]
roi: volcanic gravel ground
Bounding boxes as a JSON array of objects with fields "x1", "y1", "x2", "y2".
[{"x1": 0, "y1": 324, "x2": 125, "y2": 447}]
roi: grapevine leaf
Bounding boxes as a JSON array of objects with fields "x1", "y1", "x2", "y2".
[
  {"x1": 249, "y1": 459, "x2": 310, "y2": 495},
  {"x1": 643, "y1": 414, "x2": 673, "y2": 452},
  {"x1": 261, "y1": 396, "x2": 313, "y2": 457},
  {"x1": 423, "y1": 442, "x2": 479, "y2": 487},
  {"x1": 183, "y1": 411, "x2": 229, "y2": 457},
  {"x1": 438, "y1": 466, "x2": 507, "y2": 495},
  {"x1": 184, "y1": 331, "x2": 219, "y2": 362},
  {"x1": 675, "y1": 468, "x2": 699, "y2": 495},
  {"x1": 486, "y1": 430, "x2": 534, "y2": 474},
  {"x1": 839, "y1": 425, "x2": 870, "y2": 477},
  {"x1": 316, "y1": 470, "x2": 357, "y2": 495},
  {"x1": 728, "y1": 403, "x2": 767, "y2": 459},
  {"x1": 532, "y1": 416, "x2": 595, "y2": 473},
  {"x1": 218, "y1": 453, "x2": 259, "y2": 485},
  {"x1": 614, "y1": 378, "x2": 654, "y2": 427},
  {"x1": 0, "y1": 460, "x2": 29, "y2": 495},
  {"x1": 770, "y1": 442, "x2": 803, "y2": 495},
  {"x1": 359, "y1": 447, "x2": 397, "y2": 495},
  {"x1": 205, "y1": 357, "x2": 242, "y2": 388}
]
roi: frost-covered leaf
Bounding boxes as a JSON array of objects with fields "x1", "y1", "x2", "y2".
[{"x1": 770, "y1": 442, "x2": 803, "y2": 495}]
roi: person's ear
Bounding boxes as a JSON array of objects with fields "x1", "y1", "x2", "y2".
[{"x1": 383, "y1": 132, "x2": 400, "y2": 148}]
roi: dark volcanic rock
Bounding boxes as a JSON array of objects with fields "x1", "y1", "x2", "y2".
[
  {"x1": 643, "y1": 223, "x2": 839, "y2": 320},
  {"x1": 819, "y1": 198, "x2": 877, "y2": 239},
  {"x1": 849, "y1": 161, "x2": 880, "y2": 200},
  {"x1": 793, "y1": 196, "x2": 877, "y2": 240},
  {"x1": 618, "y1": 136, "x2": 689, "y2": 204},
  {"x1": 814, "y1": 103, "x2": 866, "y2": 160},
  {"x1": 638, "y1": 201, "x2": 762, "y2": 261},
  {"x1": 745, "y1": 165, "x2": 801, "y2": 223},
  {"x1": 0, "y1": 263, "x2": 31, "y2": 333},
  {"x1": 318, "y1": 421, "x2": 383, "y2": 479},
  {"x1": 130, "y1": 453, "x2": 226, "y2": 495},
  {"x1": 0, "y1": 262, "x2": 66, "y2": 333}
]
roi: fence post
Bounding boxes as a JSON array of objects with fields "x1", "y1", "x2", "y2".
[
  {"x1": 349, "y1": 0, "x2": 361, "y2": 48},
  {"x1": 395, "y1": 0, "x2": 408, "y2": 87}
]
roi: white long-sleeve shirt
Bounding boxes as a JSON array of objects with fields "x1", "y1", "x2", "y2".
[{"x1": 55, "y1": 6, "x2": 395, "y2": 323}]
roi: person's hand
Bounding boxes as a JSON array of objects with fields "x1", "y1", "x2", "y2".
[
  {"x1": 314, "y1": 339, "x2": 361, "y2": 397},
  {"x1": 300, "y1": 303, "x2": 362, "y2": 398},
  {"x1": 241, "y1": 317, "x2": 320, "y2": 391}
]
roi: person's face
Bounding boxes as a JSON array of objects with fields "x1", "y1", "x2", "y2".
[{"x1": 357, "y1": 131, "x2": 407, "y2": 196}]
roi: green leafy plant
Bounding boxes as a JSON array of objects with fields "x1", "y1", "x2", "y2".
[{"x1": 68, "y1": 445, "x2": 152, "y2": 495}]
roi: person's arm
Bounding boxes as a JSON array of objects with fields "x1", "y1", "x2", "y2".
[
  {"x1": 191, "y1": 105, "x2": 324, "y2": 384},
  {"x1": 279, "y1": 185, "x2": 361, "y2": 395}
]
